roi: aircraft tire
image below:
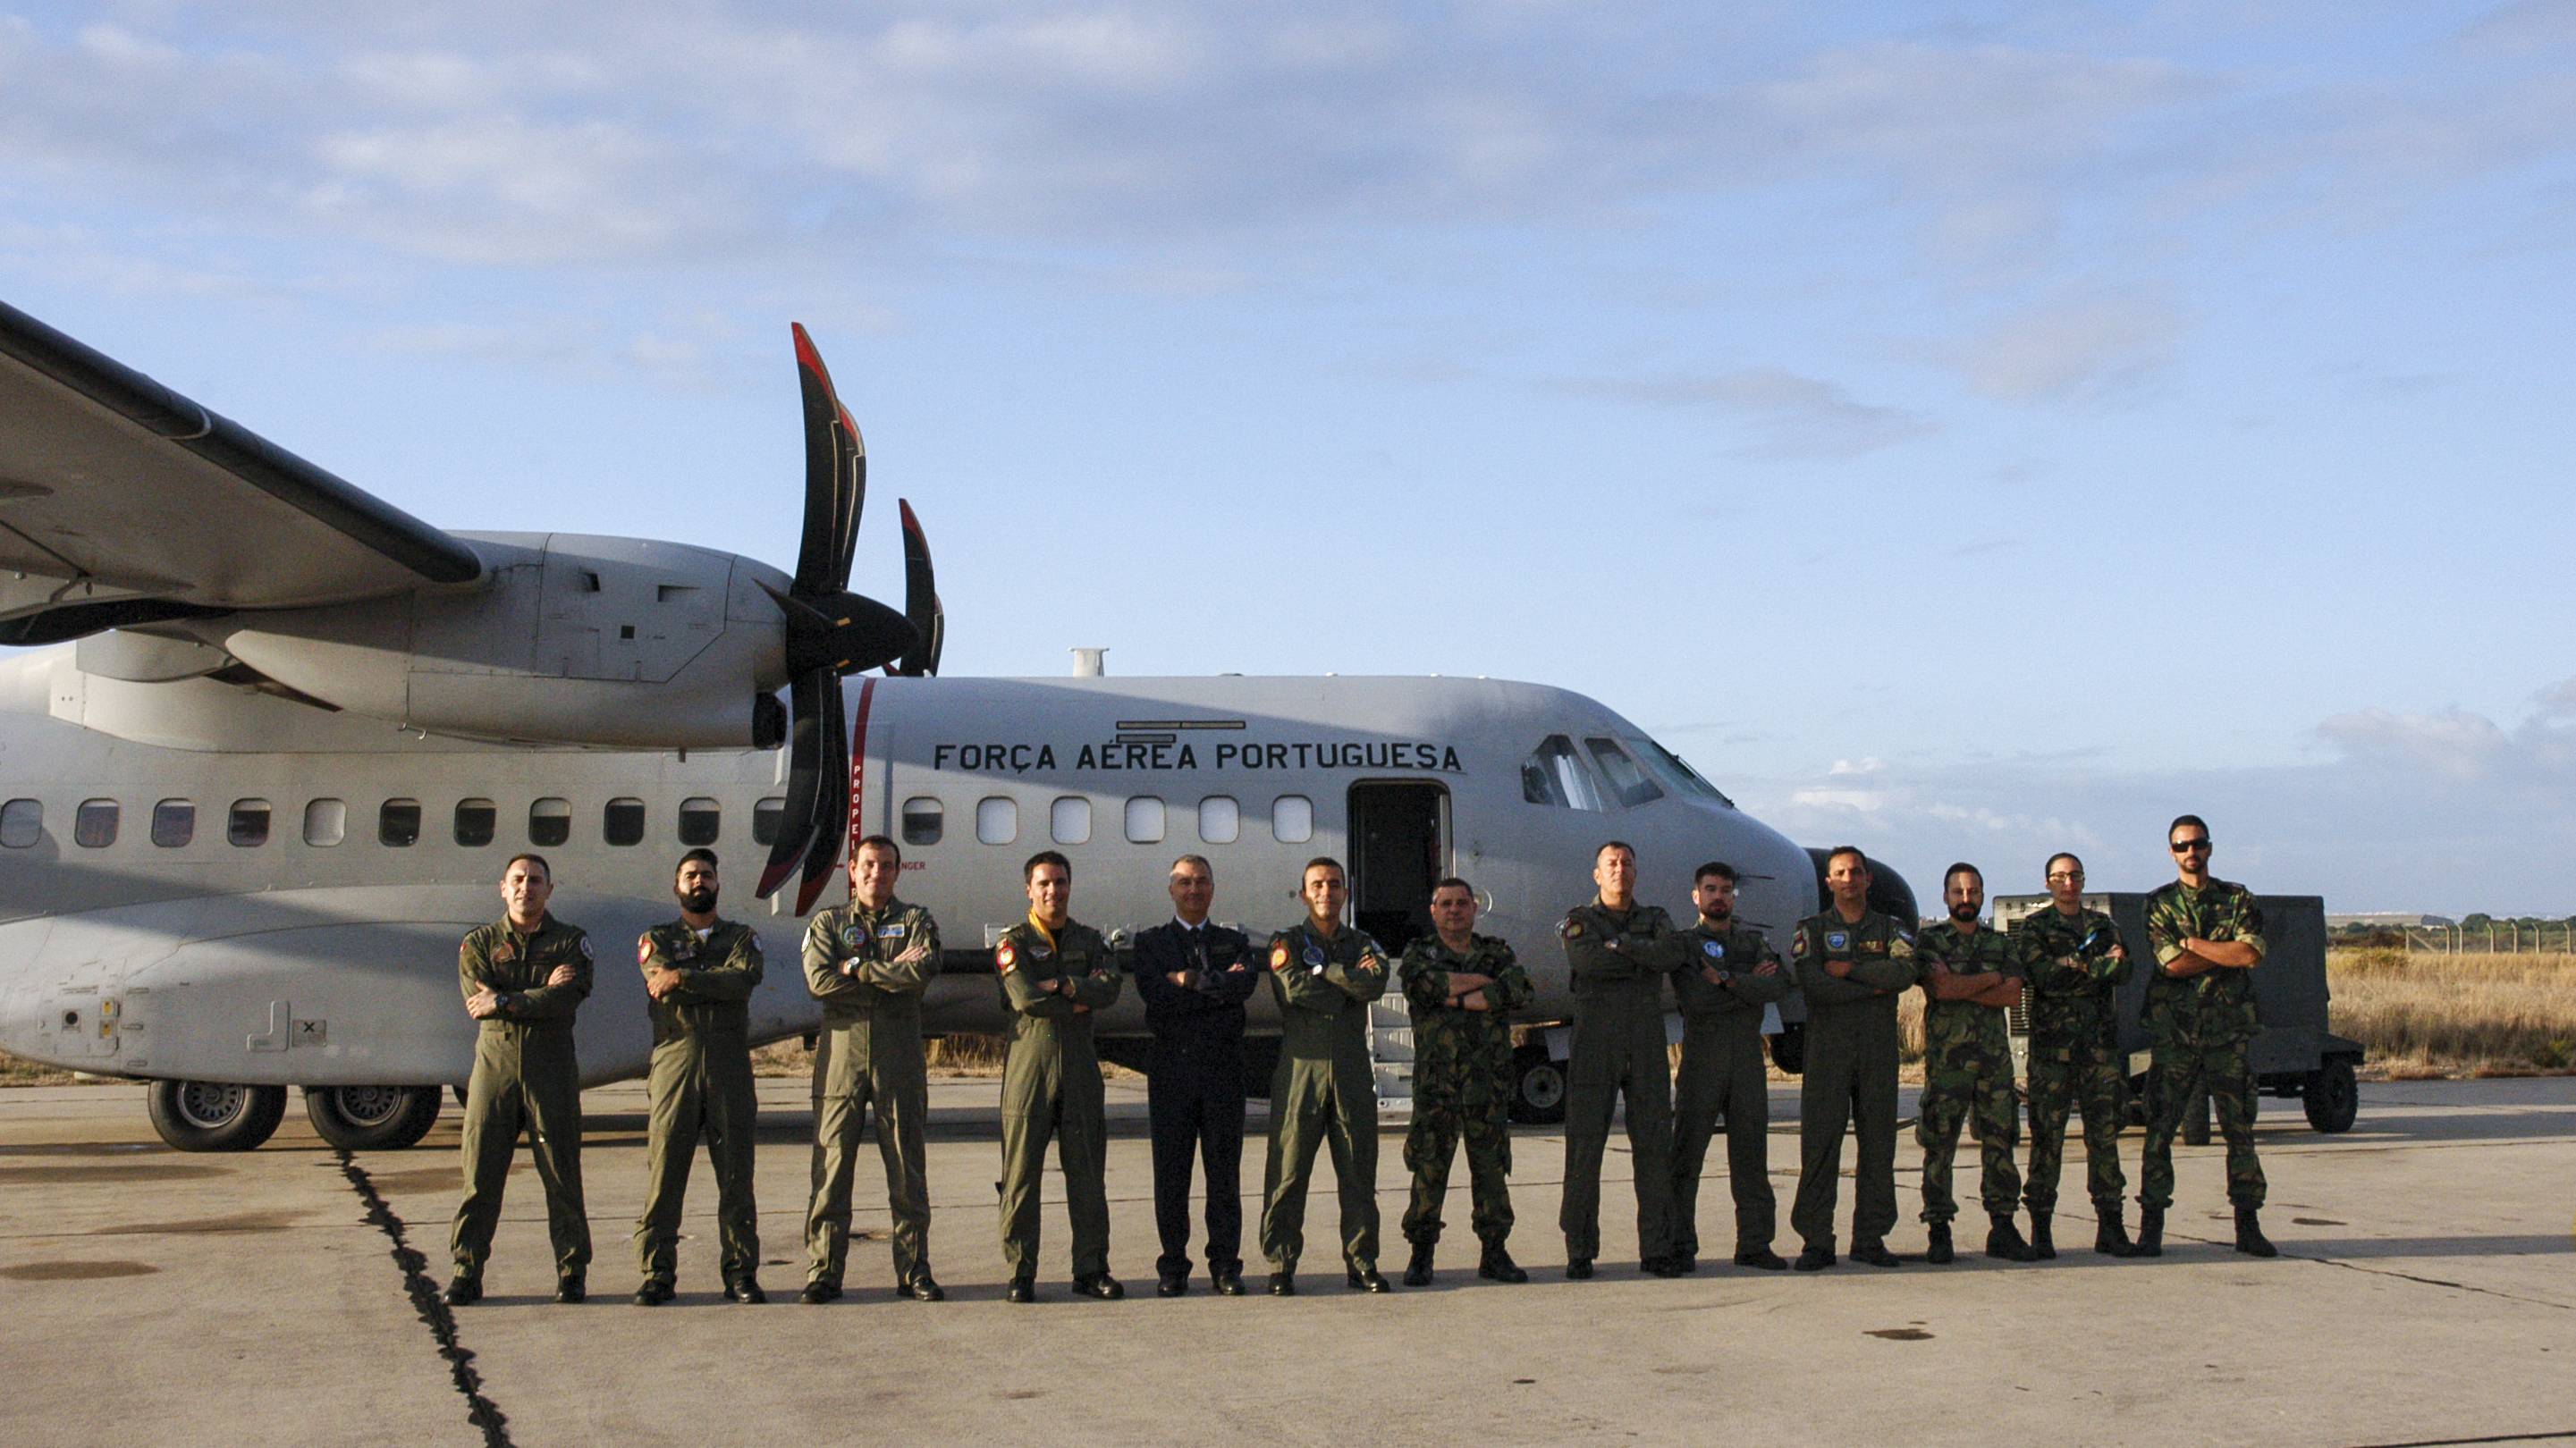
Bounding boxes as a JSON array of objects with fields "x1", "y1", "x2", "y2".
[
  {"x1": 1507, "y1": 1044, "x2": 1567, "y2": 1125},
  {"x1": 2302, "y1": 1057, "x2": 2359, "y2": 1133},
  {"x1": 304, "y1": 1084, "x2": 443, "y2": 1151},
  {"x1": 1767, "y1": 1023, "x2": 1807, "y2": 1075},
  {"x1": 145, "y1": 1079, "x2": 288, "y2": 1152}
]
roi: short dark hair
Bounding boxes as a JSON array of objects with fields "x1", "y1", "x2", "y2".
[
  {"x1": 1693, "y1": 860, "x2": 1738, "y2": 885},
  {"x1": 854, "y1": 834, "x2": 901, "y2": 864},
  {"x1": 1432, "y1": 876, "x2": 1474, "y2": 897},
  {"x1": 1301, "y1": 856, "x2": 1346, "y2": 883},
  {"x1": 1824, "y1": 845, "x2": 1868, "y2": 871},
  {"x1": 1024, "y1": 850, "x2": 1070, "y2": 883},
  {"x1": 1170, "y1": 854, "x2": 1212, "y2": 879},
  {"x1": 2044, "y1": 852, "x2": 2083, "y2": 879},
  {"x1": 2167, "y1": 813, "x2": 2209, "y2": 842},
  {"x1": 1595, "y1": 840, "x2": 1636, "y2": 863},
  {"x1": 503, "y1": 852, "x2": 552, "y2": 882},
  {"x1": 675, "y1": 847, "x2": 719, "y2": 874},
  {"x1": 1945, "y1": 861, "x2": 1982, "y2": 889}
]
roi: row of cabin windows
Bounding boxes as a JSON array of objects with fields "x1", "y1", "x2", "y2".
[
  {"x1": 897, "y1": 794, "x2": 1312, "y2": 848},
  {"x1": 0, "y1": 796, "x2": 787, "y2": 851}
]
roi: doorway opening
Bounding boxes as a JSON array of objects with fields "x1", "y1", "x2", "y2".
[{"x1": 1347, "y1": 780, "x2": 1448, "y2": 957}]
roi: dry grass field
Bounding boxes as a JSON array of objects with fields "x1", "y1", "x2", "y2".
[{"x1": 2328, "y1": 948, "x2": 2576, "y2": 1078}]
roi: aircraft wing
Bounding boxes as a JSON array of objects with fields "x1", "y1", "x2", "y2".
[{"x1": 0, "y1": 299, "x2": 485, "y2": 645}]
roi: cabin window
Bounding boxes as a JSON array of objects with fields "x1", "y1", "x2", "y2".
[
  {"x1": 228, "y1": 799, "x2": 271, "y2": 847},
  {"x1": 0, "y1": 798, "x2": 39, "y2": 848},
  {"x1": 529, "y1": 797, "x2": 571, "y2": 847},
  {"x1": 1197, "y1": 796, "x2": 1239, "y2": 845},
  {"x1": 753, "y1": 796, "x2": 785, "y2": 846},
  {"x1": 678, "y1": 797, "x2": 722, "y2": 846},
  {"x1": 1272, "y1": 795, "x2": 1313, "y2": 843},
  {"x1": 454, "y1": 799, "x2": 497, "y2": 847},
  {"x1": 304, "y1": 798, "x2": 346, "y2": 847},
  {"x1": 604, "y1": 798, "x2": 646, "y2": 846},
  {"x1": 151, "y1": 800, "x2": 195, "y2": 847},
  {"x1": 1052, "y1": 796, "x2": 1093, "y2": 846},
  {"x1": 1520, "y1": 736, "x2": 1606, "y2": 811},
  {"x1": 1584, "y1": 737, "x2": 1664, "y2": 807},
  {"x1": 901, "y1": 796, "x2": 944, "y2": 846},
  {"x1": 976, "y1": 796, "x2": 1018, "y2": 846},
  {"x1": 1124, "y1": 796, "x2": 1165, "y2": 844},
  {"x1": 378, "y1": 799, "x2": 422, "y2": 847},
  {"x1": 74, "y1": 799, "x2": 118, "y2": 848}
]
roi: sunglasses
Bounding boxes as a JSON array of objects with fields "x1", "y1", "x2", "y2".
[{"x1": 2169, "y1": 838, "x2": 2212, "y2": 854}]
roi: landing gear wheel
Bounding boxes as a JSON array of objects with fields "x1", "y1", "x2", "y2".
[
  {"x1": 1508, "y1": 1044, "x2": 1567, "y2": 1125},
  {"x1": 146, "y1": 1080, "x2": 288, "y2": 1152},
  {"x1": 1768, "y1": 1023, "x2": 1807, "y2": 1075},
  {"x1": 304, "y1": 1085, "x2": 443, "y2": 1150},
  {"x1": 2302, "y1": 1057, "x2": 2358, "y2": 1133}
]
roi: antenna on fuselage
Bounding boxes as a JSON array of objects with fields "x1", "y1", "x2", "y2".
[{"x1": 1070, "y1": 648, "x2": 1107, "y2": 678}]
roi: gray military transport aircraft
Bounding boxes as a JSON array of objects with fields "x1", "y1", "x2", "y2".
[{"x1": 0, "y1": 299, "x2": 1916, "y2": 1152}]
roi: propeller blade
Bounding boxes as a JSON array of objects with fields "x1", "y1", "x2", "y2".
[
  {"x1": 894, "y1": 499, "x2": 943, "y2": 678},
  {"x1": 755, "y1": 669, "x2": 824, "y2": 899},
  {"x1": 764, "y1": 581, "x2": 917, "y2": 678},
  {"x1": 792, "y1": 678, "x2": 851, "y2": 914},
  {"x1": 789, "y1": 324, "x2": 866, "y2": 597}
]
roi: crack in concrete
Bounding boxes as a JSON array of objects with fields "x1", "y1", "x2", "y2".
[
  {"x1": 333, "y1": 1150, "x2": 514, "y2": 1447},
  {"x1": 2344, "y1": 1431, "x2": 2576, "y2": 1447}
]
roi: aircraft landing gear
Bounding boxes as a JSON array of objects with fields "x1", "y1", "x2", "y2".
[
  {"x1": 304, "y1": 1084, "x2": 443, "y2": 1150},
  {"x1": 1508, "y1": 1043, "x2": 1567, "y2": 1125},
  {"x1": 146, "y1": 1079, "x2": 288, "y2": 1152}
]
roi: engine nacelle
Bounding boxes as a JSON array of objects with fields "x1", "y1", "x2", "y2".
[{"x1": 213, "y1": 533, "x2": 792, "y2": 748}]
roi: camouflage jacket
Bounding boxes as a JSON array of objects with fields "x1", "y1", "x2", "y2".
[
  {"x1": 993, "y1": 918, "x2": 1122, "y2": 1044},
  {"x1": 1398, "y1": 932, "x2": 1530, "y2": 1099},
  {"x1": 1790, "y1": 908, "x2": 1918, "y2": 1021},
  {"x1": 2143, "y1": 879, "x2": 2267, "y2": 1046},
  {"x1": 459, "y1": 914, "x2": 593, "y2": 1039},
  {"x1": 1915, "y1": 922, "x2": 2019, "y2": 1059},
  {"x1": 1268, "y1": 922, "x2": 1389, "y2": 1061},
  {"x1": 804, "y1": 897, "x2": 941, "y2": 1023},
  {"x1": 1672, "y1": 920, "x2": 1789, "y2": 1021},
  {"x1": 2012, "y1": 904, "x2": 2130, "y2": 1038},
  {"x1": 638, "y1": 917, "x2": 764, "y2": 1043}
]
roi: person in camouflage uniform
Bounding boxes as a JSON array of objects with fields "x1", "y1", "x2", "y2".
[
  {"x1": 2138, "y1": 815, "x2": 2276, "y2": 1259},
  {"x1": 2012, "y1": 852, "x2": 2136, "y2": 1259},
  {"x1": 1789, "y1": 846, "x2": 1918, "y2": 1270},
  {"x1": 1669, "y1": 861, "x2": 1791, "y2": 1272},
  {"x1": 632, "y1": 848, "x2": 766, "y2": 1304},
  {"x1": 445, "y1": 853, "x2": 594, "y2": 1306},
  {"x1": 1558, "y1": 841, "x2": 1689, "y2": 1279},
  {"x1": 993, "y1": 850, "x2": 1126, "y2": 1301},
  {"x1": 1261, "y1": 857, "x2": 1394, "y2": 1294},
  {"x1": 800, "y1": 834, "x2": 944, "y2": 1304},
  {"x1": 1397, "y1": 877, "x2": 1533, "y2": 1287},
  {"x1": 1913, "y1": 863, "x2": 2031, "y2": 1265}
]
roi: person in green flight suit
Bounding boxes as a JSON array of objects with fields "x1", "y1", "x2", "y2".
[
  {"x1": 444, "y1": 852, "x2": 594, "y2": 1306},
  {"x1": 1558, "y1": 840, "x2": 1690, "y2": 1278},
  {"x1": 1668, "y1": 861, "x2": 1791, "y2": 1273},
  {"x1": 993, "y1": 850, "x2": 1126, "y2": 1301},
  {"x1": 1789, "y1": 846, "x2": 1919, "y2": 1271},
  {"x1": 1260, "y1": 856, "x2": 1394, "y2": 1295},
  {"x1": 1913, "y1": 862, "x2": 2032, "y2": 1265},
  {"x1": 1397, "y1": 876, "x2": 1533, "y2": 1287},
  {"x1": 2138, "y1": 814, "x2": 2277, "y2": 1259},
  {"x1": 799, "y1": 834, "x2": 944, "y2": 1304},
  {"x1": 2011, "y1": 852, "x2": 2137, "y2": 1259},
  {"x1": 632, "y1": 848, "x2": 766, "y2": 1304}
]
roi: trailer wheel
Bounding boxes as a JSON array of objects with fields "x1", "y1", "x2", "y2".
[
  {"x1": 1508, "y1": 1044, "x2": 1567, "y2": 1125},
  {"x1": 146, "y1": 1080, "x2": 288, "y2": 1152},
  {"x1": 2302, "y1": 1057, "x2": 2358, "y2": 1133}
]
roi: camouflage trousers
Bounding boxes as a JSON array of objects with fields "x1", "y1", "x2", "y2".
[
  {"x1": 1401, "y1": 1092, "x2": 1514, "y2": 1246},
  {"x1": 2024, "y1": 1023, "x2": 2126, "y2": 1214},
  {"x1": 1915, "y1": 1043, "x2": 2020, "y2": 1224},
  {"x1": 2141, "y1": 1034, "x2": 2266, "y2": 1210}
]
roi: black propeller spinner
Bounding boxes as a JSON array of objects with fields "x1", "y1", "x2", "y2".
[{"x1": 755, "y1": 324, "x2": 942, "y2": 913}]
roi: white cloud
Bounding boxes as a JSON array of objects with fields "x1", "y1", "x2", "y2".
[
  {"x1": 1547, "y1": 368, "x2": 1935, "y2": 459},
  {"x1": 1940, "y1": 289, "x2": 2187, "y2": 404}
]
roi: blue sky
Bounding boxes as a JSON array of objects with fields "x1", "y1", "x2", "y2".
[{"x1": 4, "y1": 2, "x2": 2571, "y2": 911}]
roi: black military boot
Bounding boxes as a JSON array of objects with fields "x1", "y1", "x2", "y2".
[
  {"x1": 1006, "y1": 1275, "x2": 1038, "y2": 1303},
  {"x1": 1072, "y1": 1272, "x2": 1126, "y2": 1300},
  {"x1": 2234, "y1": 1208, "x2": 2278, "y2": 1258},
  {"x1": 554, "y1": 1275, "x2": 587, "y2": 1304},
  {"x1": 2029, "y1": 1215, "x2": 2057, "y2": 1260},
  {"x1": 1849, "y1": 1240, "x2": 1903, "y2": 1268},
  {"x1": 798, "y1": 1279, "x2": 841, "y2": 1305},
  {"x1": 1565, "y1": 1257, "x2": 1594, "y2": 1280},
  {"x1": 1924, "y1": 1224, "x2": 1955, "y2": 1265},
  {"x1": 1478, "y1": 1242, "x2": 1528, "y2": 1284},
  {"x1": 2093, "y1": 1208, "x2": 2135, "y2": 1258},
  {"x1": 724, "y1": 1276, "x2": 767, "y2": 1304},
  {"x1": 441, "y1": 1275, "x2": 482, "y2": 1307},
  {"x1": 1268, "y1": 1271, "x2": 1296, "y2": 1296},
  {"x1": 1403, "y1": 1242, "x2": 1435, "y2": 1288},
  {"x1": 1984, "y1": 1215, "x2": 2033, "y2": 1263},
  {"x1": 1345, "y1": 1265, "x2": 1392, "y2": 1293},
  {"x1": 1733, "y1": 1246, "x2": 1787, "y2": 1271},
  {"x1": 2135, "y1": 1206, "x2": 2165, "y2": 1258},
  {"x1": 633, "y1": 1279, "x2": 674, "y2": 1307},
  {"x1": 1793, "y1": 1242, "x2": 1836, "y2": 1271}
]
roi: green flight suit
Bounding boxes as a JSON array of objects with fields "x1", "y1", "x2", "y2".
[
  {"x1": 2014, "y1": 904, "x2": 2133, "y2": 1216},
  {"x1": 1397, "y1": 932, "x2": 1531, "y2": 1249},
  {"x1": 803, "y1": 898, "x2": 942, "y2": 1291},
  {"x1": 2141, "y1": 880, "x2": 2268, "y2": 1210},
  {"x1": 1558, "y1": 898, "x2": 1686, "y2": 1263},
  {"x1": 1913, "y1": 922, "x2": 2023, "y2": 1225},
  {"x1": 1788, "y1": 908, "x2": 1918, "y2": 1251},
  {"x1": 631, "y1": 917, "x2": 764, "y2": 1286},
  {"x1": 1669, "y1": 920, "x2": 1789, "y2": 1259},
  {"x1": 450, "y1": 914, "x2": 594, "y2": 1282},
  {"x1": 994, "y1": 918, "x2": 1123, "y2": 1279},
  {"x1": 1260, "y1": 922, "x2": 1390, "y2": 1273}
]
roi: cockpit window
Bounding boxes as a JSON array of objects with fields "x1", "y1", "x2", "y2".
[
  {"x1": 1584, "y1": 737, "x2": 1664, "y2": 807},
  {"x1": 1632, "y1": 736, "x2": 1734, "y2": 808},
  {"x1": 1521, "y1": 736, "x2": 1606, "y2": 811}
]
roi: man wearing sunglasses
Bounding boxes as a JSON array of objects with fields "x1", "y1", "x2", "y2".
[{"x1": 2137, "y1": 816, "x2": 2276, "y2": 1259}]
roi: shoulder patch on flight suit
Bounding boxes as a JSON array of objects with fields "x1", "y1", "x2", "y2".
[
  {"x1": 1271, "y1": 939, "x2": 1292, "y2": 971},
  {"x1": 997, "y1": 939, "x2": 1018, "y2": 972},
  {"x1": 1791, "y1": 927, "x2": 1809, "y2": 958},
  {"x1": 494, "y1": 941, "x2": 518, "y2": 964},
  {"x1": 1560, "y1": 916, "x2": 1584, "y2": 939},
  {"x1": 637, "y1": 934, "x2": 655, "y2": 966},
  {"x1": 578, "y1": 937, "x2": 594, "y2": 962},
  {"x1": 1889, "y1": 934, "x2": 1915, "y2": 959}
]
